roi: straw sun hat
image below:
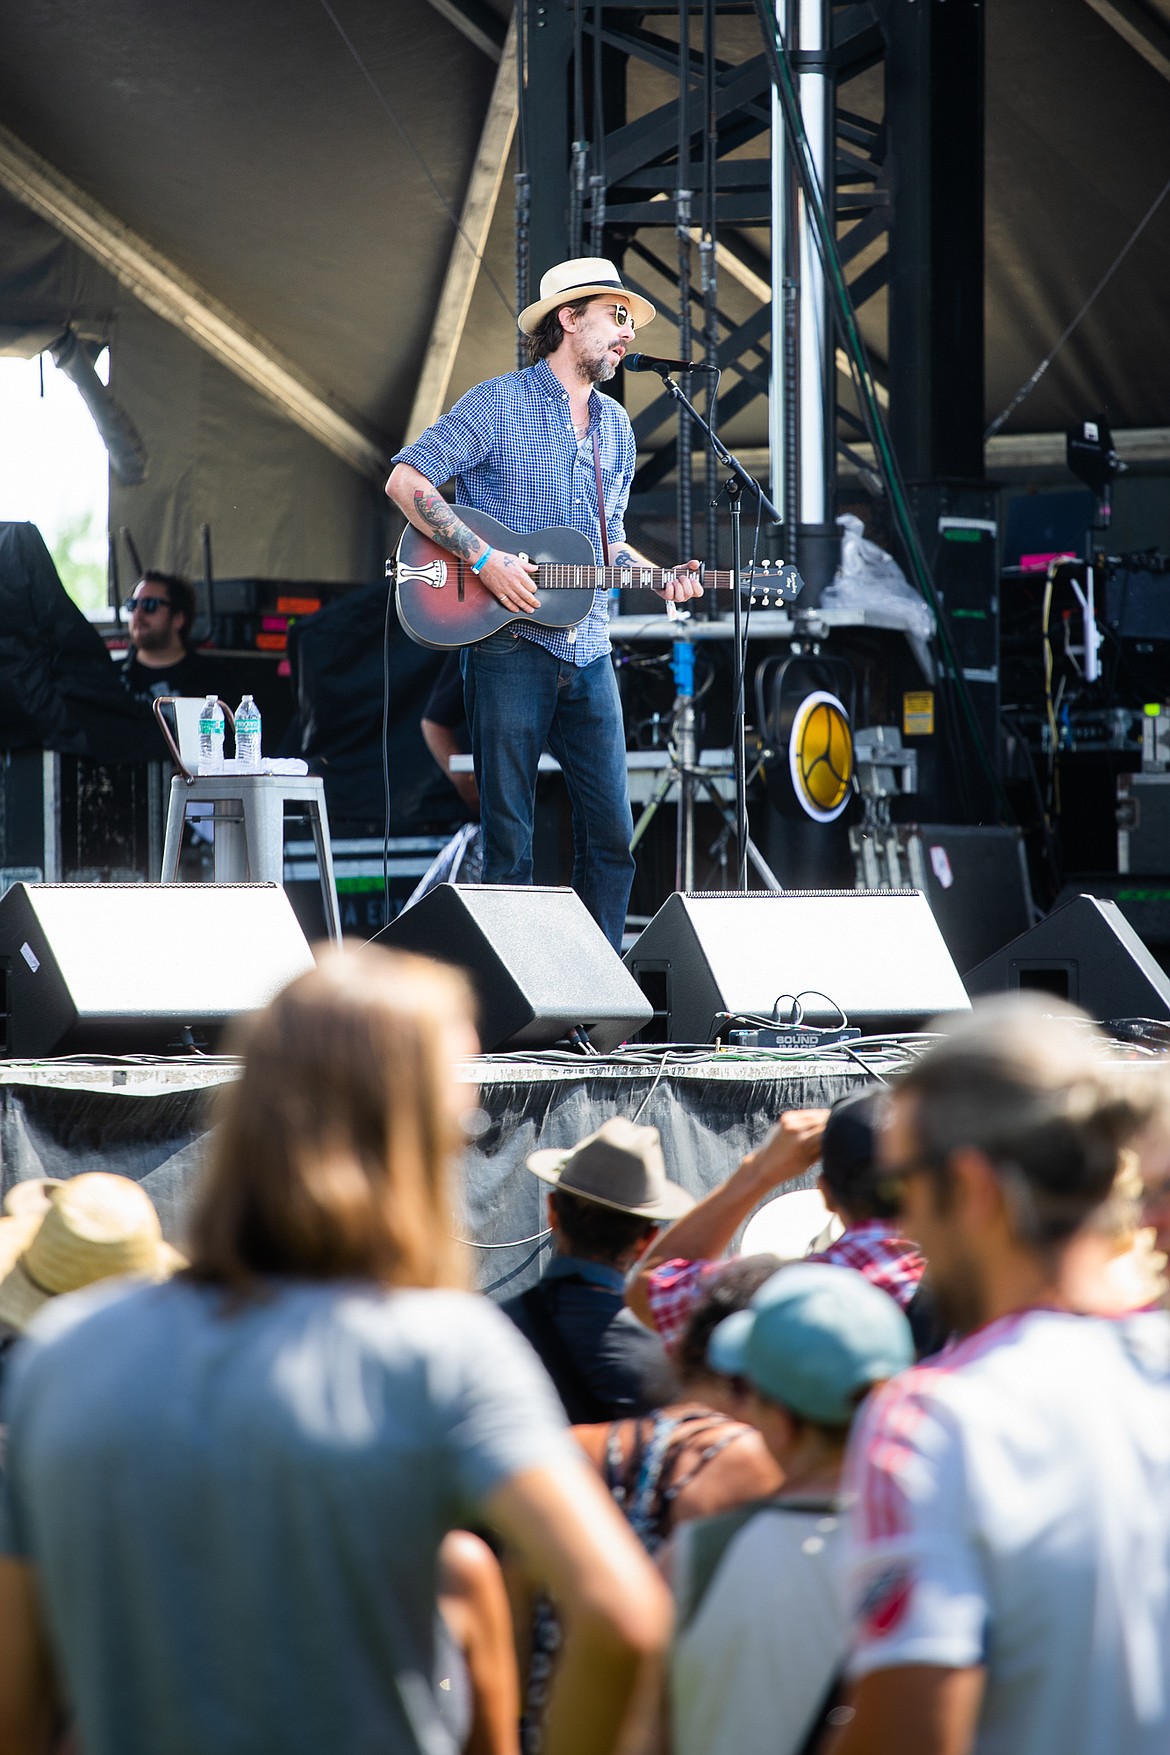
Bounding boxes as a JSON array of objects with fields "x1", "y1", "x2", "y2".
[
  {"x1": 0, "y1": 1172, "x2": 185, "y2": 1332},
  {"x1": 3, "y1": 1177, "x2": 65, "y2": 1220},
  {"x1": 517, "y1": 256, "x2": 656, "y2": 336}
]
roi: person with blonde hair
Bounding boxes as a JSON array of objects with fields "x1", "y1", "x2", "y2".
[{"x1": 0, "y1": 946, "x2": 670, "y2": 1755}]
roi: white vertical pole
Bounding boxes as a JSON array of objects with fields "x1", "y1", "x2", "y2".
[
  {"x1": 796, "y1": 0, "x2": 831, "y2": 533},
  {"x1": 769, "y1": 2, "x2": 788, "y2": 520}
]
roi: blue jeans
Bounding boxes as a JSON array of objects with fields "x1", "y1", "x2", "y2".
[{"x1": 462, "y1": 631, "x2": 635, "y2": 950}]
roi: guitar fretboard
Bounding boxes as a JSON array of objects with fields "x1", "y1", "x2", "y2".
[{"x1": 532, "y1": 564, "x2": 737, "y2": 592}]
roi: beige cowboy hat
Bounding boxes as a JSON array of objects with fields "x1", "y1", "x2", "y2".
[
  {"x1": 0, "y1": 1172, "x2": 186, "y2": 1332},
  {"x1": 527, "y1": 1117, "x2": 693, "y2": 1220},
  {"x1": 518, "y1": 256, "x2": 656, "y2": 336}
]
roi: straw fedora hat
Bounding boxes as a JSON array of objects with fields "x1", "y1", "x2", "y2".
[
  {"x1": 0, "y1": 1172, "x2": 186, "y2": 1331},
  {"x1": 518, "y1": 256, "x2": 656, "y2": 336},
  {"x1": 527, "y1": 1118, "x2": 693, "y2": 1220},
  {"x1": 0, "y1": 1213, "x2": 41, "y2": 1291},
  {"x1": 3, "y1": 1178, "x2": 65, "y2": 1220}
]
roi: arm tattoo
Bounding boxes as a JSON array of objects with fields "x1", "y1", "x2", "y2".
[
  {"x1": 412, "y1": 489, "x2": 480, "y2": 561},
  {"x1": 612, "y1": 545, "x2": 641, "y2": 568}
]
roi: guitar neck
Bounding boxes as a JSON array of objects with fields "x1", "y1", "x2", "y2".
[{"x1": 536, "y1": 563, "x2": 738, "y2": 592}]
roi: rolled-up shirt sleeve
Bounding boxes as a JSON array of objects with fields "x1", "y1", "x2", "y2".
[{"x1": 391, "y1": 381, "x2": 500, "y2": 490}]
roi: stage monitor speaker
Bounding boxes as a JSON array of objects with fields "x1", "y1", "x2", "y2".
[
  {"x1": 624, "y1": 890, "x2": 970, "y2": 1043},
  {"x1": 0, "y1": 883, "x2": 316, "y2": 1057},
  {"x1": 374, "y1": 884, "x2": 652, "y2": 1053},
  {"x1": 965, "y1": 894, "x2": 1170, "y2": 1021}
]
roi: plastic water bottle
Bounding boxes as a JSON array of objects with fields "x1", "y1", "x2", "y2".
[
  {"x1": 198, "y1": 694, "x2": 225, "y2": 774},
  {"x1": 235, "y1": 694, "x2": 263, "y2": 770}
]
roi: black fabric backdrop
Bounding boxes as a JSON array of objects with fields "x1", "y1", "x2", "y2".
[
  {"x1": 0, "y1": 1057, "x2": 867, "y2": 1298},
  {"x1": 2, "y1": 1, "x2": 1170, "y2": 586},
  {"x1": 0, "y1": 522, "x2": 165, "y2": 759},
  {"x1": 285, "y1": 581, "x2": 462, "y2": 833}
]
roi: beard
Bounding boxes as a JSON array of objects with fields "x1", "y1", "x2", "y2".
[
  {"x1": 133, "y1": 619, "x2": 181, "y2": 655},
  {"x1": 928, "y1": 1252, "x2": 986, "y2": 1338},
  {"x1": 581, "y1": 350, "x2": 616, "y2": 385}
]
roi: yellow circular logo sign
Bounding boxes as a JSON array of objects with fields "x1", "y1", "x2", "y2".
[{"x1": 788, "y1": 690, "x2": 853, "y2": 822}]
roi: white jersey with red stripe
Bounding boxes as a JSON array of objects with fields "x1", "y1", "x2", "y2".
[{"x1": 842, "y1": 1306, "x2": 1170, "y2": 1755}]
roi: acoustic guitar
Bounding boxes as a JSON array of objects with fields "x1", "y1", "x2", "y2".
[{"x1": 392, "y1": 507, "x2": 800, "y2": 649}]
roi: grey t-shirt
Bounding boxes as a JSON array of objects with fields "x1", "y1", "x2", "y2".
[{"x1": 0, "y1": 1276, "x2": 574, "y2": 1755}]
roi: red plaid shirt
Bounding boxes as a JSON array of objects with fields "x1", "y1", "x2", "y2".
[
  {"x1": 641, "y1": 1258, "x2": 725, "y2": 1354},
  {"x1": 642, "y1": 1222, "x2": 925, "y2": 1351},
  {"x1": 811, "y1": 1219, "x2": 925, "y2": 1310}
]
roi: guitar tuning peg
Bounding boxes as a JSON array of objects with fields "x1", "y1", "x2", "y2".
[{"x1": 761, "y1": 558, "x2": 771, "y2": 571}]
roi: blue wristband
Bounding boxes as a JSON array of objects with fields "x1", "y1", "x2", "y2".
[{"x1": 470, "y1": 546, "x2": 492, "y2": 575}]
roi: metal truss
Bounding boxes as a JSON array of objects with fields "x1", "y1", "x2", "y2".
[
  {"x1": 520, "y1": 4, "x2": 886, "y2": 557},
  {"x1": 519, "y1": 1, "x2": 983, "y2": 558}
]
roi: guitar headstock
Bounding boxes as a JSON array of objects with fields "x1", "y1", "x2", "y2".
[{"x1": 744, "y1": 559, "x2": 804, "y2": 607}]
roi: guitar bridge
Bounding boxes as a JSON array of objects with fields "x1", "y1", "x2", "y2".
[{"x1": 397, "y1": 558, "x2": 447, "y2": 590}]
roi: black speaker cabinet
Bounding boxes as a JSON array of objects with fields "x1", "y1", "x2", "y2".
[
  {"x1": 624, "y1": 890, "x2": 970, "y2": 1043},
  {"x1": 965, "y1": 894, "x2": 1170, "y2": 1021},
  {"x1": 374, "y1": 884, "x2": 652, "y2": 1053},
  {"x1": 0, "y1": 883, "x2": 316, "y2": 1056}
]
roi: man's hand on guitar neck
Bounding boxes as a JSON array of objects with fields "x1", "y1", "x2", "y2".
[
  {"x1": 658, "y1": 558, "x2": 704, "y2": 603},
  {"x1": 612, "y1": 545, "x2": 705, "y2": 605}
]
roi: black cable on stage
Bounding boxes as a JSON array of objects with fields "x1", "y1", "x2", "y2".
[
  {"x1": 569, "y1": 0, "x2": 588, "y2": 258},
  {"x1": 630, "y1": 1048, "x2": 678, "y2": 1122},
  {"x1": 701, "y1": 0, "x2": 720, "y2": 567},
  {"x1": 589, "y1": 0, "x2": 608, "y2": 258},
  {"x1": 479, "y1": 1239, "x2": 550, "y2": 1296},
  {"x1": 378, "y1": 574, "x2": 394, "y2": 935}
]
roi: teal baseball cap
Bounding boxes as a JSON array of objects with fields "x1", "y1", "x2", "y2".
[{"x1": 706, "y1": 1262, "x2": 913, "y2": 1425}]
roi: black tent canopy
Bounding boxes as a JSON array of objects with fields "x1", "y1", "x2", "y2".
[{"x1": 0, "y1": 0, "x2": 1168, "y2": 582}]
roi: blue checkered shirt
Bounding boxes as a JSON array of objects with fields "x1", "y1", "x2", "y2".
[{"x1": 392, "y1": 358, "x2": 636, "y2": 666}]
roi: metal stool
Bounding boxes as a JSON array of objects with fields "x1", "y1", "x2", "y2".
[{"x1": 153, "y1": 698, "x2": 342, "y2": 942}]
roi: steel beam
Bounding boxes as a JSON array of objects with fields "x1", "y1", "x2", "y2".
[
  {"x1": 0, "y1": 124, "x2": 387, "y2": 477},
  {"x1": 423, "y1": 0, "x2": 507, "y2": 62},
  {"x1": 886, "y1": 0, "x2": 985, "y2": 481},
  {"x1": 1083, "y1": 0, "x2": 1170, "y2": 84},
  {"x1": 523, "y1": 0, "x2": 574, "y2": 273},
  {"x1": 405, "y1": 18, "x2": 518, "y2": 442}
]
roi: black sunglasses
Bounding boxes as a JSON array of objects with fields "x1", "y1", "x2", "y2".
[
  {"x1": 874, "y1": 1154, "x2": 943, "y2": 1213},
  {"x1": 126, "y1": 595, "x2": 171, "y2": 614}
]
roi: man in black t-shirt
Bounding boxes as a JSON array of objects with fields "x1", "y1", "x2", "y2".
[
  {"x1": 420, "y1": 653, "x2": 479, "y2": 816},
  {"x1": 503, "y1": 1119, "x2": 690, "y2": 1422},
  {"x1": 119, "y1": 571, "x2": 216, "y2": 705}
]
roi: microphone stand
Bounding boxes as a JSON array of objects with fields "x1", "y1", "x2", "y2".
[{"x1": 654, "y1": 371, "x2": 791, "y2": 891}]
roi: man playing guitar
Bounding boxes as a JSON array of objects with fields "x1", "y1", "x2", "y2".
[{"x1": 386, "y1": 257, "x2": 703, "y2": 952}]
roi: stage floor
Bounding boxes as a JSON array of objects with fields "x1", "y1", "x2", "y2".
[{"x1": 0, "y1": 1042, "x2": 920, "y2": 1297}]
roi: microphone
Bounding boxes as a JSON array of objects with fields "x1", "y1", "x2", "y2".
[{"x1": 623, "y1": 352, "x2": 720, "y2": 375}]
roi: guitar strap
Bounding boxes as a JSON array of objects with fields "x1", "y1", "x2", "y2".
[{"x1": 592, "y1": 431, "x2": 611, "y2": 566}]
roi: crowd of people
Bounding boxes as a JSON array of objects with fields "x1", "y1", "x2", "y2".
[{"x1": 0, "y1": 945, "x2": 1169, "y2": 1755}]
